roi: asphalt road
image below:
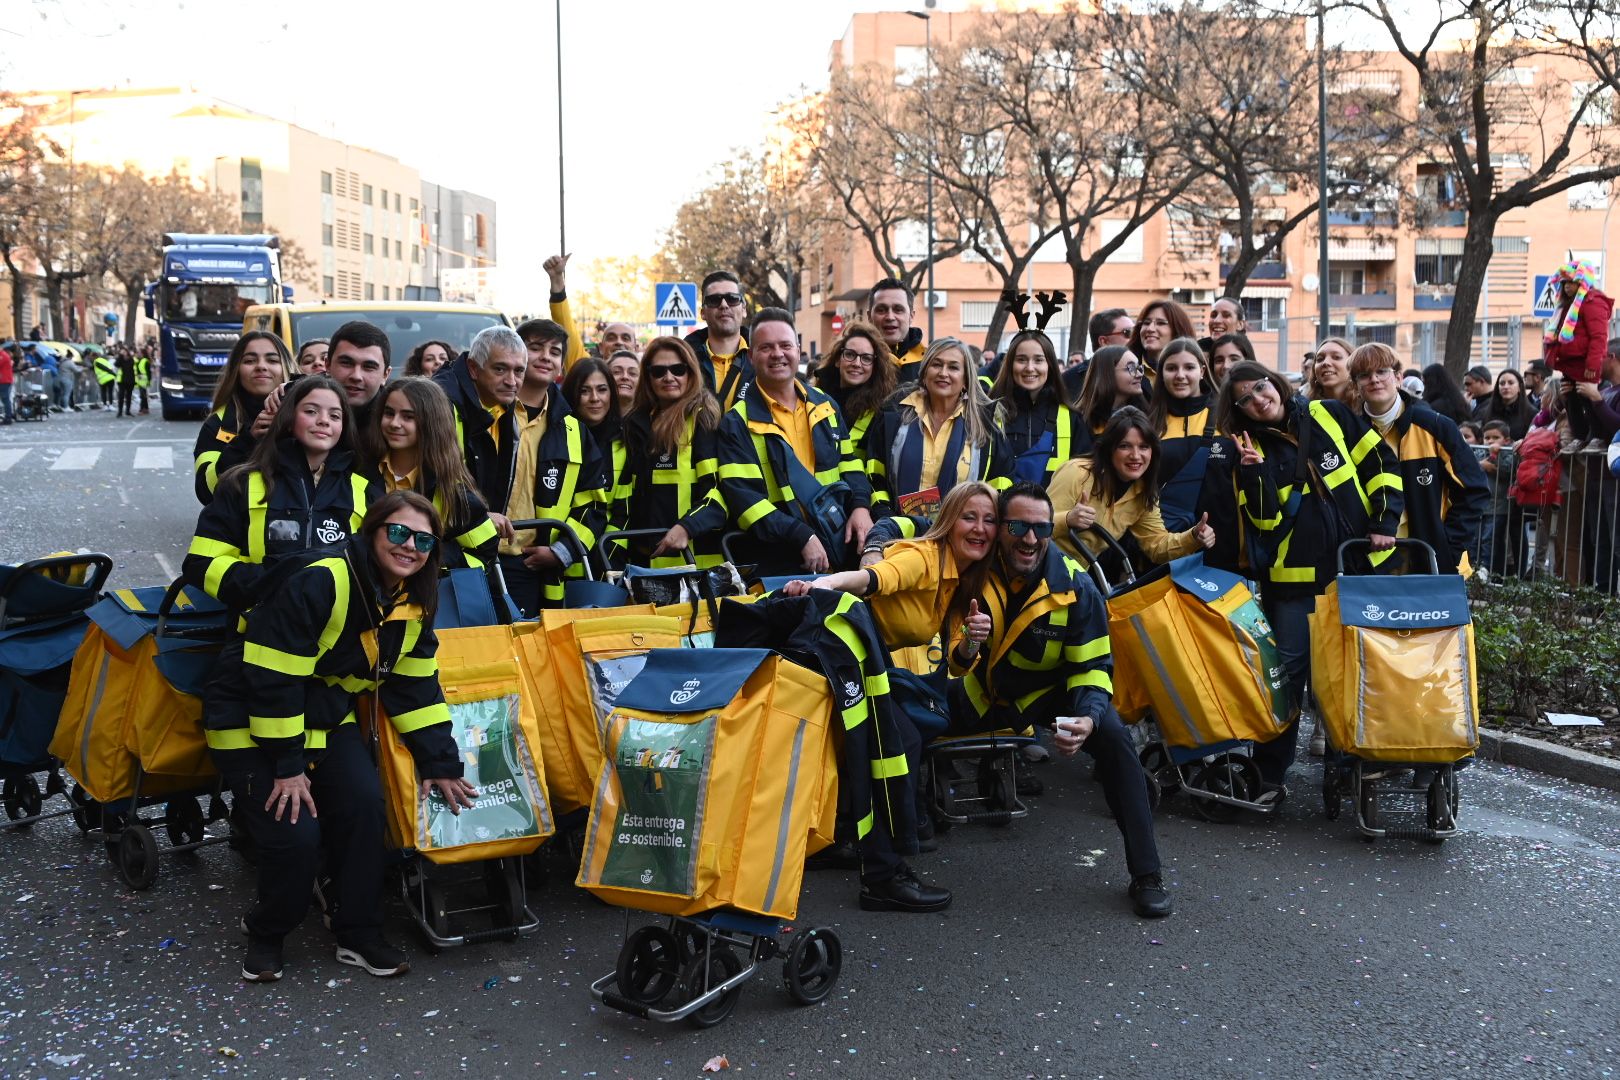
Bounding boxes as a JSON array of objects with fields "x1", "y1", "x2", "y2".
[{"x1": 3, "y1": 407, "x2": 1619, "y2": 1079}]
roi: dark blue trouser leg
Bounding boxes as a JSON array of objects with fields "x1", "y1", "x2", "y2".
[{"x1": 1252, "y1": 593, "x2": 1315, "y2": 786}]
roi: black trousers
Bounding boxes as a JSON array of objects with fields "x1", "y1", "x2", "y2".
[
  {"x1": 223, "y1": 723, "x2": 386, "y2": 945},
  {"x1": 946, "y1": 683, "x2": 1161, "y2": 879},
  {"x1": 116, "y1": 384, "x2": 134, "y2": 415},
  {"x1": 99, "y1": 380, "x2": 114, "y2": 405}
]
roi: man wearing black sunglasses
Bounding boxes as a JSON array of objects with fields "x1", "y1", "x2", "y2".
[
  {"x1": 684, "y1": 270, "x2": 753, "y2": 410},
  {"x1": 944, "y1": 481, "x2": 1172, "y2": 919}
]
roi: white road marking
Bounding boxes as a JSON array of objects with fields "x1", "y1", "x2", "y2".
[
  {"x1": 50, "y1": 447, "x2": 103, "y2": 471},
  {"x1": 133, "y1": 446, "x2": 174, "y2": 470},
  {"x1": 0, "y1": 448, "x2": 28, "y2": 472},
  {"x1": 118, "y1": 487, "x2": 131, "y2": 506},
  {"x1": 154, "y1": 552, "x2": 178, "y2": 582}
]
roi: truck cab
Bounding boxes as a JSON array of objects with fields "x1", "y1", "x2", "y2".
[{"x1": 144, "y1": 233, "x2": 289, "y2": 419}]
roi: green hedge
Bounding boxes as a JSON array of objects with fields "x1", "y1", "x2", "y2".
[{"x1": 1468, "y1": 577, "x2": 1620, "y2": 723}]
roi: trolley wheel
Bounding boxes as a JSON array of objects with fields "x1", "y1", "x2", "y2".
[
  {"x1": 1425, "y1": 769, "x2": 1459, "y2": 840},
  {"x1": 930, "y1": 763, "x2": 956, "y2": 831},
  {"x1": 678, "y1": 947, "x2": 744, "y2": 1029},
  {"x1": 1189, "y1": 756, "x2": 1252, "y2": 824},
  {"x1": 672, "y1": 921, "x2": 708, "y2": 966},
  {"x1": 615, "y1": 926, "x2": 683, "y2": 1005},
  {"x1": 421, "y1": 878, "x2": 452, "y2": 941},
  {"x1": 116, "y1": 824, "x2": 161, "y2": 890},
  {"x1": 978, "y1": 756, "x2": 1016, "y2": 821},
  {"x1": 166, "y1": 797, "x2": 207, "y2": 847},
  {"x1": 783, "y1": 927, "x2": 842, "y2": 1005},
  {"x1": 1143, "y1": 770, "x2": 1163, "y2": 812},
  {"x1": 70, "y1": 784, "x2": 101, "y2": 834},
  {"x1": 485, "y1": 859, "x2": 526, "y2": 929},
  {"x1": 1358, "y1": 779, "x2": 1379, "y2": 840},
  {"x1": 1322, "y1": 768, "x2": 1341, "y2": 821},
  {"x1": 1138, "y1": 743, "x2": 1176, "y2": 791},
  {"x1": 3, "y1": 775, "x2": 43, "y2": 826}
]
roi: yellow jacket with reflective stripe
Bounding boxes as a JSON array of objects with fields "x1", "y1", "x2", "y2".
[
  {"x1": 208, "y1": 542, "x2": 459, "y2": 780},
  {"x1": 954, "y1": 544, "x2": 1114, "y2": 722}
]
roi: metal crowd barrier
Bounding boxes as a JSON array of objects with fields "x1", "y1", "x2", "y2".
[{"x1": 1466, "y1": 443, "x2": 1618, "y2": 595}]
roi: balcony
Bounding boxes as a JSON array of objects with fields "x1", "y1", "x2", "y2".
[
  {"x1": 1414, "y1": 293, "x2": 1455, "y2": 311},
  {"x1": 1331, "y1": 291, "x2": 1396, "y2": 310},
  {"x1": 1328, "y1": 209, "x2": 1398, "y2": 227},
  {"x1": 1221, "y1": 262, "x2": 1287, "y2": 281}
]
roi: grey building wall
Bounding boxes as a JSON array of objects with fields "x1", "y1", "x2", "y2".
[{"x1": 419, "y1": 181, "x2": 498, "y2": 289}]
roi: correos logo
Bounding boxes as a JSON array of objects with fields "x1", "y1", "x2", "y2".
[
  {"x1": 670, "y1": 678, "x2": 701, "y2": 706},
  {"x1": 1361, "y1": 603, "x2": 1385, "y2": 621},
  {"x1": 1364, "y1": 603, "x2": 1452, "y2": 623},
  {"x1": 1193, "y1": 577, "x2": 1221, "y2": 593}
]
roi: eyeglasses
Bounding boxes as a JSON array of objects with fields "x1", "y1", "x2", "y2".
[
  {"x1": 1142, "y1": 318, "x2": 1172, "y2": 329},
  {"x1": 1354, "y1": 367, "x2": 1399, "y2": 384},
  {"x1": 1234, "y1": 386, "x2": 1266, "y2": 410},
  {"x1": 1121, "y1": 362, "x2": 1145, "y2": 376},
  {"x1": 840, "y1": 349, "x2": 875, "y2": 366},
  {"x1": 703, "y1": 292, "x2": 744, "y2": 308},
  {"x1": 384, "y1": 522, "x2": 438, "y2": 553},
  {"x1": 648, "y1": 362, "x2": 689, "y2": 379},
  {"x1": 1003, "y1": 519, "x2": 1054, "y2": 539}
]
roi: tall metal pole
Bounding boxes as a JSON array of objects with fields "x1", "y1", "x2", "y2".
[
  {"x1": 924, "y1": 13, "x2": 935, "y2": 341},
  {"x1": 1316, "y1": 1, "x2": 1331, "y2": 343},
  {"x1": 556, "y1": 0, "x2": 568, "y2": 255}
]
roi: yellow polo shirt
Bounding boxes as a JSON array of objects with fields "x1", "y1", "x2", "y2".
[
  {"x1": 765, "y1": 389, "x2": 816, "y2": 471},
  {"x1": 901, "y1": 389, "x2": 967, "y2": 491},
  {"x1": 501, "y1": 402, "x2": 550, "y2": 554},
  {"x1": 865, "y1": 537, "x2": 960, "y2": 649},
  {"x1": 381, "y1": 455, "x2": 420, "y2": 495}
]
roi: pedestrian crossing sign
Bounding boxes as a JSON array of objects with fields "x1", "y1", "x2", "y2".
[{"x1": 654, "y1": 282, "x2": 699, "y2": 327}]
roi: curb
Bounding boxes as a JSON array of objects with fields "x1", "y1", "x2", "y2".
[{"x1": 1476, "y1": 729, "x2": 1620, "y2": 793}]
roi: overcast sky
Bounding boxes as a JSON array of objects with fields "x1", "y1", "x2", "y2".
[{"x1": 0, "y1": 0, "x2": 925, "y2": 298}]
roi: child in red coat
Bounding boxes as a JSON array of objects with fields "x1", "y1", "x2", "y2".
[{"x1": 1544, "y1": 259, "x2": 1612, "y2": 443}]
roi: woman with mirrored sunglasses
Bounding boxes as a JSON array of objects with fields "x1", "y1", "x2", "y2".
[
  {"x1": 605, "y1": 336, "x2": 729, "y2": 569},
  {"x1": 215, "y1": 490, "x2": 475, "y2": 985}
]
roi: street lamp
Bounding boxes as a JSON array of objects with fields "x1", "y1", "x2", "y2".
[
  {"x1": 907, "y1": 4, "x2": 937, "y2": 341},
  {"x1": 1315, "y1": 0, "x2": 1331, "y2": 344}
]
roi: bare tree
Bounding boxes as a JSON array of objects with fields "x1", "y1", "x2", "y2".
[
  {"x1": 1344, "y1": 0, "x2": 1620, "y2": 375},
  {"x1": 0, "y1": 94, "x2": 61, "y2": 337}
]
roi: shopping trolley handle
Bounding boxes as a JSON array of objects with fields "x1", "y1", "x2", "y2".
[
  {"x1": 1335, "y1": 538, "x2": 1439, "y2": 576},
  {"x1": 597, "y1": 528, "x2": 697, "y2": 568},
  {"x1": 1066, "y1": 523, "x2": 1137, "y2": 590},
  {"x1": 506, "y1": 517, "x2": 598, "y2": 581}
]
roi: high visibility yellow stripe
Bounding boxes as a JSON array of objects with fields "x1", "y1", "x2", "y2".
[
  {"x1": 855, "y1": 809, "x2": 874, "y2": 839},
  {"x1": 1067, "y1": 669, "x2": 1113, "y2": 693},
  {"x1": 1009, "y1": 643, "x2": 1058, "y2": 670},
  {"x1": 326, "y1": 674, "x2": 374, "y2": 693},
  {"x1": 315, "y1": 560, "x2": 349, "y2": 651},
  {"x1": 349, "y1": 475, "x2": 369, "y2": 528},
  {"x1": 840, "y1": 702, "x2": 867, "y2": 731},
  {"x1": 205, "y1": 728, "x2": 255, "y2": 750},
  {"x1": 188, "y1": 536, "x2": 239, "y2": 559},
  {"x1": 738, "y1": 499, "x2": 776, "y2": 529},
  {"x1": 196, "y1": 450, "x2": 221, "y2": 488},
  {"x1": 249, "y1": 713, "x2": 305, "y2": 739},
  {"x1": 393, "y1": 655, "x2": 437, "y2": 678},
  {"x1": 458, "y1": 517, "x2": 498, "y2": 550},
  {"x1": 964, "y1": 672, "x2": 990, "y2": 716},
  {"x1": 392, "y1": 702, "x2": 451, "y2": 732},
  {"x1": 870, "y1": 754, "x2": 908, "y2": 779},
  {"x1": 865, "y1": 671, "x2": 891, "y2": 697},
  {"x1": 717, "y1": 462, "x2": 763, "y2": 480},
  {"x1": 1064, "y1": 637, "x2": 1110, "y2": 663},
  {"x1": 1015, "y1": 684, "x2": 1052, "y2": 711},
  {"x1": 247, "y1": 472, "x2": 268, "y2": 562},
  {"x1": 1348, "y1": 427, "x2": 1383, "y2": 465},
  {"x1": 244, "y1": 642, "x2": 318, "y2": 676},
  {"x1": 204, "y1": 556, "x2": 235, "y2": 598},
  {"x1": 988, "y1": 475, "x2": 1012, "y2": 491}
]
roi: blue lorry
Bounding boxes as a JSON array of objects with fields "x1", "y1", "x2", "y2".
[{"x1": 144, "y1": 234, "x2": 291, "y2": 420}]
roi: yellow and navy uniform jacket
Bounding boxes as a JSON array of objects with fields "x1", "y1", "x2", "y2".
[
  {"x1": 607, "y1": 410, "x2": 728, "y2": 568},
  {"x1": 864, "y1": 389, "x2": 1012, "y2": 515},
  {"x1": 1156, "y1": 394, "x2": 1217, "y2": 489},
  {"x1": 92, "y1": 353, "x2": 118, "y2": 385},
  {"x1": 134, "y1": 355, "x2": 150, "y2": 389},
  {"x1": 891, "y1": 327, "x2": 926, "y2": 384},
  {"x1": 992, "y1": 392, "x2": 1087, "y2": 487},
  {"x1": 433, "y1": 358, "x2": 519, "y2": 513},
  {"x1": 192, "y1": 395, "x2": 265, "y2": 505},
  {"x1": 863, "y1": 536, "x2": 960, "y2": 651},
  {"x1": 373, "y1": 465, "x2": 499, "y2": 571},
  {"x1": 685, "y1": 328, "x2": 753, "y2": 411},
  {"x1": 716, "y1": 378, "x2": 873, "y2": 552},
  {"x1": 209, "y1": 541, "x2": 460, "y2": 781},
  {"x1": 1236, "y1": 396, "x2": 1404, "y2": 596},
  {"x1": 1371, "y1": 395, "x2": 1490, "y2": 575},
  {"x1": 503, "y1": 383, "x2": 609, "y2": 605},
  {"x1": 183, "y1": 439, "x2": 376, "y2": 613},
  {"x1": 1198, "y1": 436, "x2": 1246, "y2": 574},
  {"x1": 953, "y1": 543, "x2": 1114, "y2": 724}
]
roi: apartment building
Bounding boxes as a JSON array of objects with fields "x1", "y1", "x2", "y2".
[{"x1": 798, "y1": 11, "x2": 1620, "y2": 371}]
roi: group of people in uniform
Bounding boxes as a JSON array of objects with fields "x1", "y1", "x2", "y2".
[{"x1": 180, "y1": 253, "x2": 1504, "y2": 984}]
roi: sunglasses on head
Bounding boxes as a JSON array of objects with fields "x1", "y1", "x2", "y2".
[
  {"x1": 648, "y1": 362, "x2": 689, "y2": 379},
  {"x1": 383, "y1": 522, "x2": 438, "y2": 553},
  {"x1": 1003, "y1": 519, "x2": 1054, "y2": 539},
  {"x1": 703, "y1": 292, "x2": 744, "y2": 308}
]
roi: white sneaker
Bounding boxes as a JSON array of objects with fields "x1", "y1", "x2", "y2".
[{"x1": 1308, "y1": 726, "x2": 1326, "y2": 757}]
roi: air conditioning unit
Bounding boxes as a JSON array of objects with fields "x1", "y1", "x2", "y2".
[
  {"x1": 1188, "y1": 290, "x2": 1215, "y2": 304},
  {"x1": 924, "y1": 290, "x2": 948, "y2": 309}
]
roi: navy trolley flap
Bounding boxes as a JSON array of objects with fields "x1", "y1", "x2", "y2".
[
  {"x1": 1334, "y1": 574, "x2": 1471, "y2": 630},
  {"x1": 90, "y1": 585, "x2": 225, "y2": 651},
  {"x1": 1166, "y1": 554, "x2": 1251, "y2": 606},
  {"x1": 613, "y1": 648, "x2": 774, "y2": 715}
]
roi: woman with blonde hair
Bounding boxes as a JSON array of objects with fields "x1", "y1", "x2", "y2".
[
  {"x1": 865, "y1": 338, "x2": 1010, "y2": 522},
  {"x1": 1307, "y1": 336, "x2": 1357, "y2": 406}
]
